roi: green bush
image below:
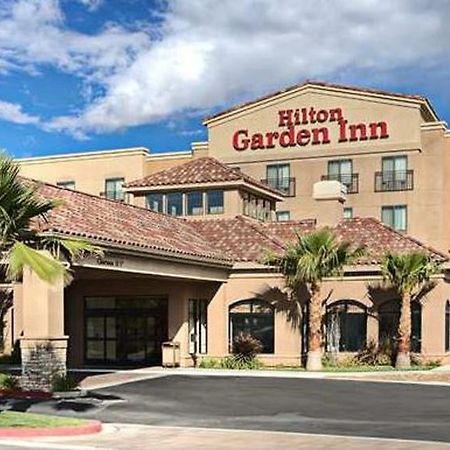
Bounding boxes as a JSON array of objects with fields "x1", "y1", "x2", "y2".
[
  {"x1": 220, "y1": 355, "x2": 263, "y2": 370},
  {"x1": 198, "y1": 357, "x2": 221, "y2": 368},
  {"x1": 1, "y1": 374, "x2": 20, "y2": 390},
  {"x1": 51, "y1": 374, "x2": 78, "y2": 392}
]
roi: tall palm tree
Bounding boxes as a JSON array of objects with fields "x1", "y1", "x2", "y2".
[
  {"x1": 265, "y1": 228, "x2": 364, "y2": 370},
  {"x1": 0, "y1": 154, "x2": 99, "y2": 283},
  {"x1": 381, "y1": 252, "x2": 439, "y2": 369}
]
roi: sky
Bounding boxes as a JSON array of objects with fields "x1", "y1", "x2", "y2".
[{"x1": 0, "y1": 0, "x2": 449, "y2": 158}]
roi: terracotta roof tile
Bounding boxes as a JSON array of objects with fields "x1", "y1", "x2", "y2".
[
  {"x1": 189, "y1": 216, "x2": 447, "y2": 264},
  {"x1": 124, "y1": 157, "x2": 283, "y2": 197},
  {"x1": 32, "y1": 181, "x2": 232, "y2": 266}
]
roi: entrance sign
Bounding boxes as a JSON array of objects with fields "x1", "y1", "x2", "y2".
[{"x1": 232, "y1": 106, "x2": 389, "y2": 151}]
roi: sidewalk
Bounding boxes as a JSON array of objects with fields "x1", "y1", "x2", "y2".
[
  {"x1": 3, "y1": 424, "x2": 450, "y2": 450},
  {"x1": 78, "y1": 365, "x2": 450, "y2": 390}
]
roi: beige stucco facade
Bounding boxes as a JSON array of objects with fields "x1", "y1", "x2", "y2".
[{"x1": 8, "y1": 82, "x2": 450, "y2": 370}]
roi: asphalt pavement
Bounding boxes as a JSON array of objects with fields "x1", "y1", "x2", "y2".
[{"x1": 10, "y1": 374, "x2": 450, "y2": 444}]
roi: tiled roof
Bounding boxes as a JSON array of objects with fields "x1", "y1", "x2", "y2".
[
  {"x1": 189, "y1": 216, "x2": 447, "y2": 264},
  {"x1": 124, "y1": 157, "x2": 283, "y2": 197},
  {"x1": 31, "y1": 180, "x2": 446, "y2": 268},
  {"x1": 204, "y1": 80, "x2": 437, "y2": 123},
  {"x1": 32, "y1": 181, "x2": 231, "y2": 266}
]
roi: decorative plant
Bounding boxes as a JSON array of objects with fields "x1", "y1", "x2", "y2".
[
  {"x1": 265, "y1": 228, "x2": 364, "y2": 371},
  {"x1": 381, "y1": 251, "x2": 440, "y2": 368}
]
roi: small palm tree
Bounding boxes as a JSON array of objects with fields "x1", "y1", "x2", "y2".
[
  {"x1": 381, "y1": 252, "x2": 440, "y2": 369},
  {"x1": 0, "y1": 153, "x2": 99, "y2": 283},
  {"x1": 265, "y1": 228, "x2": 364, "y2": 370}
]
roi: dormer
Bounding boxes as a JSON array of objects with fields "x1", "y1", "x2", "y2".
[{"x1": 124, "y1": 157, "x2": 284, "y2": 221}]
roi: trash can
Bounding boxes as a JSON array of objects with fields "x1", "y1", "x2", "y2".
[{"x1": 162, "y1": 341, "x2": 181, "y2": 368}]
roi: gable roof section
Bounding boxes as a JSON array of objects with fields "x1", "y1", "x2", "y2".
[
  {"x1": 189, "y1": 216, "x2": 446, "y2": 264},
  {"x1": 32, "y1": 181, "x2": 231, "y2": 266},
  {"x1": 124, "y1": 156, "x2": 284, "y2": 199},
  {"x1": 203, "y1": 80, "x2": 439, "y2": 124}
]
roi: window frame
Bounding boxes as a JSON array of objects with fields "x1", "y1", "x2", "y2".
[
  {"x1": 343, "y1": 207, "x2": 353, "y2": 219},
  {"x1": 381, "y1": 205, "x2": 407, "y2": 232},
  {"x1": 146, "y1": 193, "x2": 164, "y2": 213},
  {"x1": 276, "y1": 211, "x2": 291, "y2": 222},
  {"x1": 206, "y1": 190, "x2": 224, "y2": 215},
  {"x1": 166, "y1": 192, "x2": 184, "y2": 216},
  {"x1": 104, "y1": 177, "x2": 125, "y2": 201}
]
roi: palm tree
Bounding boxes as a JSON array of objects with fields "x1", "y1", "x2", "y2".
[
  {"x1": 0, "y1": 153, "x2": 99, "y2": 284},
  {"x1": 265, "y1": 228, "x2": 364, "y2": 370},
  {"x1": 381, "y1": 252, "x2": 440, "y2": 369}
]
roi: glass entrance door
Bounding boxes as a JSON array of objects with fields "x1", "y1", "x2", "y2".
[{"x1": 85, "y1": 296, "x2": 168, "y2": 366}]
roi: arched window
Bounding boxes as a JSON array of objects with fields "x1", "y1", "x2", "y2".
[
  {"x1": 326, "y1": 300, "x2": 367, "y2": 352},
  {"x1": 378, "y1": 299, "x2": 421, "y2": 352},
  {"x1": 445, "y1": 301, "x2": 450, "y2": 352},
  {"x1": 229, "y1": 299, "x2": 274, "y2": 353}
]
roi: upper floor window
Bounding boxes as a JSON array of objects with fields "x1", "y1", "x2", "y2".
[
  {"x1": 325, "y1": 159, "x2": 358, "y2": 194},
  {"x1": 187, "y1": 191, "x2": 204, "y2": 216},
  {"x1": 381, "y1": 205, "x2": 407, "y2": 232},
  {"x1": 264, "y1": 164, "x2": 294, "y2": 196},
  {"x1": 146, "y1": 193, "x2": 164, "y2": 213},
  {"x1": 57, "y1": 180, "x2": 75, "y2": 190},
  {"x1": 276, "y1": 211, "x2": 290, "y2": 222},
  {"x1": 104, "y1": 178, "x2": 125, "y2": 201},
  {"x1": 206, "y1": 190, "x2": 224, "y2": 215},
  {"x1": 375, "y1": 156, "x2": 413, "y2": 192},
  {"x1": 343, "y1": 207, "x2": 353, "y2": 219},
  {"x1": 167, "y1": 192, "x2": 183, "y2": 216}
]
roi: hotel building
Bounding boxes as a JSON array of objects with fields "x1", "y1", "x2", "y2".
[{"x1": 7, "y1": 81, "x2": 450, "y2": 371}]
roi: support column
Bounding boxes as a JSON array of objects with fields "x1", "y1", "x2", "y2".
[{"x1": 20, "y1": 266, "x2": 68, "y2": 391}]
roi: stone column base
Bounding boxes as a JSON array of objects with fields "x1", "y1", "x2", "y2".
[{"x1": 20, "y1": 337, "x2": 68, "y2": 392}]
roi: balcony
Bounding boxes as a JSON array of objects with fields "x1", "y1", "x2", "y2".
[
  {"x1": 260, "y1": 177, "x2": 296, "y2": 197},
  {"x1": 321, "y1": 173, "x2": 359, "y2": 194},
  {"x1": 375, "y1": 170, "x2": 414, "y2": 192}
]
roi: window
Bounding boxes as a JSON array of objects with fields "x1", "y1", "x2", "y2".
[
  {"x1": 276, "y1": 211, "x2": 290, "y2": 222},
  {"x1": 146, "y1": 194, "x2": 164, "y2": 213},
  {"x1": 187, "y1": 191, "x2": 204, "y2": 216},
  {"x1": 378, "y1": 299, "x2": 421, "y2": 352},
  {"x1": 57, "y1": 180, "x2": 75, "y2": 190},
  {"x1": 105, "y1": 178, "x2": 125, "y2": 201},
  {"x1": 188, "y1": 299, "x2": 208, "y2": 354},
  {"x1": 326, "y1": 301, "x2": 367, "y2": 352},
  {"x1": 167, "y1": 192, "x2": 183, "y2": 216},
  {"x1": 266, "y1": 164, "x2": 291, "y2": 195},
  {"x1": 343, "y1": 207, "x2": 353, "y2": 219},
  {"x1": 326, "y1": 159, "x2": 358, "y2": 193},
  {"x1": 206, "y1": 190, "x2": 224, "y2": 214},
  {"x1": 381, "y1": 205, "x2": 407, "y2": 231},
  {"x1": 376, "y1": 156, "x2": 412, "y2": 191},
  {"x1": 229, "y1": 299, "x2": 274, "y2": 353},
  {"x1": 446, "y1": 301, "x2": 450, "y2": 352}
]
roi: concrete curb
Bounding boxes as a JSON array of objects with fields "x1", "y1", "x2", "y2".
[{"x1": 0, "y1": 420, "x2": 102, "y2": 438}]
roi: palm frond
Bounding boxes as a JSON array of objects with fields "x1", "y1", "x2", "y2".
[
  {"x1": 6, "y1": 242, "x2": 66, "y2": 283},
  {"x1": 40, "y1": 236, "x2": 103, "y2": 261}
]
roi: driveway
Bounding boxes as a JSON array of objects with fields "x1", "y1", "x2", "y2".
[{"x1": 12, "y1": 374, "x2": 450, "y2": 444}]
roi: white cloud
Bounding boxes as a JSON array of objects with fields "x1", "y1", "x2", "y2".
[
  {"x1": 77, "y1": 0, "x2": 103, "y2": 11},
  {"x1": 0, "y1": 0, "x2": 449, "y2": 136},
  {"x1": 0, "y1": 100, "x2": 39, "y2": 124}
]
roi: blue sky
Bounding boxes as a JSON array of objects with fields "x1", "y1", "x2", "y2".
[{"x1": 0, "y1": 0, "x2": 449, "y2": 158}]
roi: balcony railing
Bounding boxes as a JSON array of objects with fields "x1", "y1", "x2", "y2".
[
  {"x1": 321, "y1": 173, "x2": 359, "y2": 194},
  {"x1": 375, "y1": 170, "x2": 414, "y2": 192},
  {"x1": 260, "y1": 177, "x2": 296, "y2": 197}
]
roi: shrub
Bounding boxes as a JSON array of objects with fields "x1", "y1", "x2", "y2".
[
  {"x1": 1, "y1": 374, "x2": 20, "y2": 390},
  {"x1": 51, "y1": 374, "x2": 78, "y2": 392},
  {"x1": 355, "y1": 339, "x2": 393, "y2": 366},
  {"x1": 220, "y1": 355, "x2": 263, "y2": 370},
  {"x1": 198, "y1": 357, "x2": 221, "y2": 369},
  {"x1": 232, "y1": 332, "x2": 263, "y2": 358}
]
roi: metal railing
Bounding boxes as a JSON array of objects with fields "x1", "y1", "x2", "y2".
[
  {"x1": 375, "y1": 170, "x2": 414, "y2": 192},
  {"x1": 321, "y1": 173, "x2": 359, "y2": 194},
  {"x1": 260, "y1": 177, "x2": 296, "y2": 197}
]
